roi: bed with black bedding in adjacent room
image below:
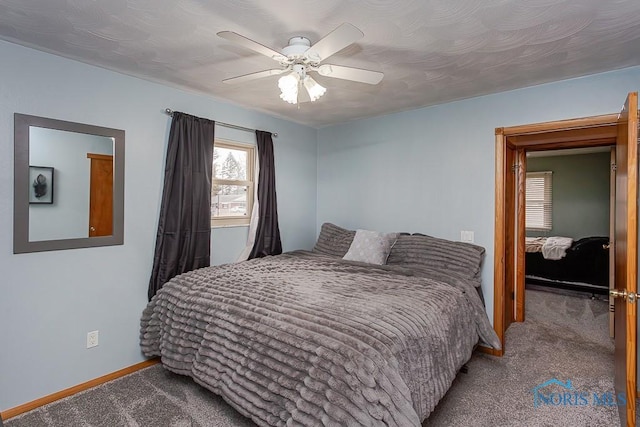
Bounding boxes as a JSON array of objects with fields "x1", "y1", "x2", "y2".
[{"x1": 525, "y1": 236, "x2": 610, "y2": 295}]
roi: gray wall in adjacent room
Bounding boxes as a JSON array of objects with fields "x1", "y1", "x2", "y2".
[{"x1": 527, "y1": 152, "x2": 611, "y2": 239}]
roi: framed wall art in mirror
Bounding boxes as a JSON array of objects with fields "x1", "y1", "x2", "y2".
[
  {"x1": 28, "y1": 166, "x2": 54, "y2": 204},
  {"x1": 14, "y1": 113, "x2": 125, "y2": 253}
]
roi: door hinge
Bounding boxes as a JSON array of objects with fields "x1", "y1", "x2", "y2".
[
  {"x1": 511, "y1": 164, "x2": 520, "y2": 173},
  {"x1": 611, "y1": 163, "x2": 617, "y2": 171}
]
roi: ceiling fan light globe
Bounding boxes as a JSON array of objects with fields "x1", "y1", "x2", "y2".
[
  {"x1": 279, "y1": 86, "x2": 298, "y2": 104},
  {"x1": 303, "y1": 76, "x2": 327, "y2": 102},
  {"x1": 278, "y1": 73, "x2": 299, "y2": 91}
]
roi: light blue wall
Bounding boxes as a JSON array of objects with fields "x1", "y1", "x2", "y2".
[
  {"x1": 0, "y1": 40, "x2": 317, "y2": 411},
  {"x1": 2, "y1": 36, "x2": 639, "y2": 413},
  {"x1": 317, "y1": 65, "x2": 640, "y2": 329}
]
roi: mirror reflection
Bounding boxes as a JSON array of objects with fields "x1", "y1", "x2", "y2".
[
  {"x1": 29, "y1": 127, "x2": 115, "y2": 242},
  {"x1": 14, "y1": 113, "x2": 124, "y2": 254}
]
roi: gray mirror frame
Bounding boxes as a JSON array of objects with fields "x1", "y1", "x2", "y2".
[{"x1": 14, "y1": 113, "x2": 125, "y2": 253}]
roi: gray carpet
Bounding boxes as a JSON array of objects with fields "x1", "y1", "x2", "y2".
[
  {"x1": 5, "y1": 289, "x2": 622, "y2": 426},
  {"x1": 427, "y1": 288, "x2": 618, "y2": 426},
  {"x1": 4, "y1": 365, "x2": 254, "y2": 427}
]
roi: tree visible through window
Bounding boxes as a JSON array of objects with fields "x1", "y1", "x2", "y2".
[
  {"x1": 525, "y1": 171, "x2": 552, "y2": 230},
  {"x1": 211, "y1": 140, "x2": 254, "y2": 226}
]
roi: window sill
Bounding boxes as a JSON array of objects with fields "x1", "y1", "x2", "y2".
[{"x1": 211, "y1": 223, "x2": 250, "y2": 229}]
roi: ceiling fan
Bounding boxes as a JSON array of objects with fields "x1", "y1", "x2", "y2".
[{"x1": 217, "y1": 23, "x2": 383, "y2": 104}]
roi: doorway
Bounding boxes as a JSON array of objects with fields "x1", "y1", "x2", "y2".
[
  {"x1": 524, "y1": 147, "x2": 613, "y2": 306},
  {"x1": 493, "y1": 93, "x2": 638, "y2": 425},
  {"x1": 493, "y1": 112, "x2": 620, "y2": 346}
]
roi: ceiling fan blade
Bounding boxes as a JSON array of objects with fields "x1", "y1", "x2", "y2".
[
  {"x1": 304, "y1": 23, "x2": 364, "y2": 63},
  {"x1": 218, "y1": 31, "x2": 288, "y2": 62},
  {"x1": 222, "y1": 69, "x2": 287, "y2": 84},
  {"x1": 316, "y1": 64, "x2": 383, "y2": 85}
]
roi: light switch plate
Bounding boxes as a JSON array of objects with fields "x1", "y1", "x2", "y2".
[{"x1": 460, "y1": 230, "x2": 475, "y2": 243}]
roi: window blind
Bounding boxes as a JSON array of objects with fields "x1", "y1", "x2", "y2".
[{"x1": 525, "y1": 171, "x2": 552, "y2": 230}]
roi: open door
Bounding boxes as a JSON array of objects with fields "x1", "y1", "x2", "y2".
[
  {"x1": 610, "y1": 147, "x2": 616, "y2": 338},
  {"x1": 612, "y1": 92, "x2": 638, "y2": 426},
  {"x1": 504, "y1": 143, "x2": 517, "y2": 330},
  {"x1": 87, "y1": 153, "x2": 114, "y2": 237}
]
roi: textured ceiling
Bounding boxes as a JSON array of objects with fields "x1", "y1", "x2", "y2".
[{"x1": 1, "y1": 0, "x2": 640, "y2": 128}]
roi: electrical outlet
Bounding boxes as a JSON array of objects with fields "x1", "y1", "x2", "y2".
[
  {"x1": 87, "y1": 330, "x2": 99, "y2": 349},
  {"x1": 460, "y1": 230, "x2": 475, "y2": 243}
]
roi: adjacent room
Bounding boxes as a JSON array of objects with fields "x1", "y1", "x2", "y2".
[
  {"x1": 525, "y1": 149, "x2": 612, "y2": 297},
  {"x1": 1, "y1": 1, "x2": 639, "y2": 426}
]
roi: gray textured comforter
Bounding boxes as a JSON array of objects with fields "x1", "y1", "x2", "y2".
[{"x1": 140, "y1": 251, "x2": 500, "y2": 426}]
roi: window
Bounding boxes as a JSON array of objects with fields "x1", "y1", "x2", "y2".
[
  {"x1": 211, "y1": 140, "x2": 255, "y2": 227},
  {"x1": 525, "y1": 171, "x2": 552, "y2": 230}
]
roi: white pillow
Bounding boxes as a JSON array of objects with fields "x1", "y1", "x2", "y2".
[{"x1": 343, "y1": 229, "x2": 398, "y2": 265}]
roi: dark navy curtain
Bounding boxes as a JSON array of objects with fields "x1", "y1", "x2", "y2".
[
  {"x1": 148, "y1": 112, "x2": 214, "y2": 300},
  {"x1": 248, "y1": 130, "x2": 282, "y2": 259}
]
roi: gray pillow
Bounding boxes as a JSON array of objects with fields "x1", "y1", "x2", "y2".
[
  {"x1": 387, "y1": 234, "x2": 485, "y2": 282},
  {"x1": 313, "y1": 223, "x2": 356, "y2": 258},
  {"x1": 342, "y1": 229, "x2": 398, "y2": 265}
]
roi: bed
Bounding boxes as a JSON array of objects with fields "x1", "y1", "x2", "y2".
[
  {"x1": 525, "y1": 236, "x2": 610, "y2": 295},
  {"x1": 140, "y1": 223, "x2": 500, "y2": 426}
]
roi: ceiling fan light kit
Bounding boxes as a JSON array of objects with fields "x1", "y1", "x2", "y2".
[
  {"x1": 218, "y1": 23, "x2": 383, "y2": 105},
  {"x1": 277, "y1": 64, "x2": 327, "y2": 104}
]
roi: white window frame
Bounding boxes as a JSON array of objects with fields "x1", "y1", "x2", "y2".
[
  {"x1": 211, "y1": 139, "x2": 255, "y2": 228},
  {"x1": 525, "y1": 171, "x2": 552, "y2": 231}
]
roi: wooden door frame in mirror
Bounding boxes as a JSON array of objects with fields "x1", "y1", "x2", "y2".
[
  {"x1": 13, "y1": 113, "x2": 125, "y2": 253},
  {"x1": 493, "y1": 112, "x2": 621, "y2": 354}
]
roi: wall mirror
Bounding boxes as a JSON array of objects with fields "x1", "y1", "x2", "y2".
[{"x1": 14, "y1": 113, "x2": 125, "y2": 253}]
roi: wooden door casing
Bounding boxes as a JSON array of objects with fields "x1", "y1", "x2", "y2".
[
  {"x1": 515, "y1": 148, "x2": 526, "y2": 322},
  {"x1": 495, "y1": 113, "x2": 619, "y2": 351}
]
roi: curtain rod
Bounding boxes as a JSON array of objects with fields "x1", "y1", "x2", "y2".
[{"x1": 164, "y1": 108, "x2": 277, "y2": 137}]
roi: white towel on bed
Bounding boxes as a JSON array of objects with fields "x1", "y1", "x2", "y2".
[{"x1": 542, "y1": 236, "x2": 573, "y2": 260}]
